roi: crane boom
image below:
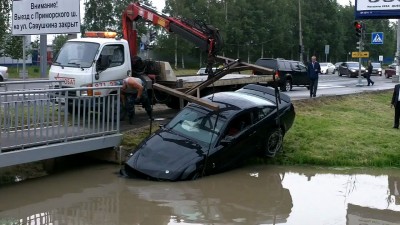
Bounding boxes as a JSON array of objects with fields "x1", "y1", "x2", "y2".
[{"x1": 122, "y1": 2, "x2": 223, "y2": 74}]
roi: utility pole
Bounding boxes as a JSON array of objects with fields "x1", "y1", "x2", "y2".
[
  {"x1": 396, "y1": 19, "x2": 400, "y2": 77},
  {"x1": 354, "y1": 21, "x2": 364, "y2": 87},
  {"x1": 298, "y1": 0, "x2": 303, "y2": 62}
]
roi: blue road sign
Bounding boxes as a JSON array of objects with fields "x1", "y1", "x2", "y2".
[{"x1": 371, "y1": 32, "x2": 384, "y2": 45}]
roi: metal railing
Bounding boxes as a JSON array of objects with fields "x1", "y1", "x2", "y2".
[{"x1": 0, "y1": 84, "x2": 122, "y2": 167}]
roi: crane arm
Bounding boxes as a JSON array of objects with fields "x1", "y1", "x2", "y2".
[{"x1": 122, "y1": 2, "x2": 223, "y2": 73}]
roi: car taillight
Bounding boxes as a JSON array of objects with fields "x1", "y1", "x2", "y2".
[{"x1": 274, "y1": 71, "x2": 280, "y2": 80}]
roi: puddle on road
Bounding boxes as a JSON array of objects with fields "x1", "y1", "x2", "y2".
[{"x1": 0, "y1": 164, "x2": 399, "y2": 225}]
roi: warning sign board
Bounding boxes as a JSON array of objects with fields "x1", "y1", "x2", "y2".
[{"x1": 352, "y1": 52, "x2": 369, "y2": 58}]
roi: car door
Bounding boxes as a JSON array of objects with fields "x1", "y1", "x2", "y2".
[
  {"x1": 340, "y1": 62, "x2": 348, "y2": 76},
  {"x1": 210, "y1": 110, "x2": 259, "y2": 172}
]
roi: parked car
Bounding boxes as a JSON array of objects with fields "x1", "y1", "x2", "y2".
[
  {"x1": 338, "y1": 62, "x2": 366, "y2": 78},
  {"x1": 371, "y1": 62, "x2": 382, "y2": 76},
  {"x1": 0, "y1": 66, "x2": 9, "y2": 82},
  {"x1": 196, "y1": 67, "x2": 217, "y2": 75},
  {"x1": 384, "y1": 63, "x2": 397, "y2": 78},
  {"x1": 121, "y1": 84, "x2": 296, "y2": 181},
  {"x1": 320, "y1": 62, "x2": 336, "y2": 74},
  {"x1": 253, "y1": 58, "x2": 310, "y2": 92}
]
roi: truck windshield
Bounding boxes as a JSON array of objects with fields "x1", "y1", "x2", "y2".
[{"x1": 53, "y1": 42, "x2": 99, "y2": 68}]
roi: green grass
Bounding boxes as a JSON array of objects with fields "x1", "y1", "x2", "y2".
[
  {"x1": 270, "y1": 90, "x2": 400, "y2": 168},
  {"x1": 122, "y1": 90, "x2": 400, "y2": 168},
  {"x1": 8, "y1": 66, "x2": 44, "y2": 79}
]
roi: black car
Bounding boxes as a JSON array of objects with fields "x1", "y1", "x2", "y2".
[
  {"x1": 121, "y1": 84, "x2": 295, "y2": 181},
  {"x1": 338, "y1": 62, "x2": 366, "y2": 78},
  {"x1": 253, "y1": 58, "x2": 310, "y2": 92}
]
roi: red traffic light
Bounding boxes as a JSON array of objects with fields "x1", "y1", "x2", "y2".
[
  {"x1": 354, "y1": 22, "x2": 362, "y2": 29},
  {"x1": 354, "y1": 21, "x2": 362, "y2": 37}
]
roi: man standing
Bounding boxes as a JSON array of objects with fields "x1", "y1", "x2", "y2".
[
  {"x1": 391, "y1": 84, "x2": 400, "y2": 129},
  {"x1": 307, "y1": 56, "x2": 321, "y2": 98},
  {"x1": 119, "y1": 76, "x2": 153, "y2": 124}
]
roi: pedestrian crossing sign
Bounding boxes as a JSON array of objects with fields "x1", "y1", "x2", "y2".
[{"x1": 371, "y1": 32, "x2": 384, "y2": 45}]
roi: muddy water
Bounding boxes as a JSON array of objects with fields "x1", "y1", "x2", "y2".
[{"x1": 1, "y1": 164, "x2": 400, "y2": 225}]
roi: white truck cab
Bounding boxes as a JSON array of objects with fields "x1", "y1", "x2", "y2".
[{"x1": 49, "y1": 32, "x2": 131, "y2": 97}]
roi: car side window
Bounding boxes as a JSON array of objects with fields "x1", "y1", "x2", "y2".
[
  {"x1": 225, "y1": 112, "x2": 252, "y2": 137},
  {"x1": 99, "y1": 44, "x2": 125, "y2": 68},
  {"x1": 290, "y1": 62, "x2": 299, "y2": 70},
  {"x1": 253, "y1": 106, "x2": 274, "y2": 123},
  {"x1": 278, "y1": 61, "x2": 285, "y2": 70}
]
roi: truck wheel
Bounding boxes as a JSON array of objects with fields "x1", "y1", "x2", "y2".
[{"x1": 166, "y1": 96, "x2": 187, "y2": 109}]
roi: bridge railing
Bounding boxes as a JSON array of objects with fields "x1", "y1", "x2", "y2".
[{"x1": 0, "y1": 86, "x2": 121, "y2": 153}]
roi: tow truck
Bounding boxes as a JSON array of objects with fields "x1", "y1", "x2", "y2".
[{"x1": 49, "y1": 2, "x2": 275, "y2": 111}]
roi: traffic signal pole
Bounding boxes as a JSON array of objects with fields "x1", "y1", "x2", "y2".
[
  {"x1": 357, "y1": 37, "x2": 363, "y2": 87},
  {"x1": 354, "y1": 21, "x2": 364, "y2": 87}
]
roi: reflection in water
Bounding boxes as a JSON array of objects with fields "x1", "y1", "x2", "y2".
[
  {"x1": 0, "y1": 165, "x2": 292, "y2": 225},
  {"x1": 1, "y1": 165, "x2": 400, "y2": 225}
]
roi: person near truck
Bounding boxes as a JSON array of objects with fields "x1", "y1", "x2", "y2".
[
  {"x1": 119, "y1": 77, "x2": 153, "y2": 124},
  {"x1": 307, "y1": 56, "x2": 321, "y2": 98},
  {"x1": 391, "y1": 84, "x2": 400, "y2": 129}
]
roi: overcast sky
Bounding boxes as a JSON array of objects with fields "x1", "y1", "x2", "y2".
[{"x1": 151, "y1": 0, "x2": 355, "y2": 12}]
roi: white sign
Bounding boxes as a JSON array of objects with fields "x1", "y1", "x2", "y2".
[
  {"x1": 379, "y1": 55, "x2": 383, "y2": 62},
  {"x1": 357, "y1": 0, "x2": 400, "y2": 11},
  {"x1": 12, "y1": 0, "x2": 80, "y2": 35},
  {"x1": 325, "y1": 45, "x2": 329, "y2": 54}
]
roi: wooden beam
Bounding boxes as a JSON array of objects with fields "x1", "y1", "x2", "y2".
[
  {"x1": 153, "y1": 83, "x2": 219, "y2": 111},
  {"x1": 217, "y1": 55, "x2": 275, "y2": 75},
  {"x1": 185, "y1": 60, "x2": 241, "y2": 95}
]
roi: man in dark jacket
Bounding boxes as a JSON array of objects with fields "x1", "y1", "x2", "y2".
[
  {"x1": 307, "y1": 56, "x2": 321, "y2": 98},
  {"x1": 391, "y1": 84, "x2": 400, "y2": 129}
]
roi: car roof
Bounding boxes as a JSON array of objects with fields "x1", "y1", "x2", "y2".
[{"x1": 188, "y1": 85, "x2": 290, "y2": 116}]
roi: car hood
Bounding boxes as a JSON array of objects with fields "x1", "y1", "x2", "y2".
[{"x1": 124, "y1": 129, "x2": 205, "y2": 180}]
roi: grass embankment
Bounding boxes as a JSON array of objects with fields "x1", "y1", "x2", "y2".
[
  {"x1": 122, "y1": 90, "x2": 400, "y2": 168},
  {"x1": 271, "y1": 90, "x2": 400, "y2": 168}
]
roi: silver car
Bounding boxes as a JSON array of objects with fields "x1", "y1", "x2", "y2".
[{"x1": 0, "y1": 66, "x2": 9, "y2": 82}]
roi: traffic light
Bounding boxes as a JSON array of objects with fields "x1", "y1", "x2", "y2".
[{"x1": 354, "y1": 21, "x2": 362, "y2": 38}]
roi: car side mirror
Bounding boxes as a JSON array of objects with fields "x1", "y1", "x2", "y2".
[
  {"x1": 97, "y1": 55, "x2": 110, "y2": 72},
  {"x1": 220, "y1": 135, "x2": 234, "y2": 146}
]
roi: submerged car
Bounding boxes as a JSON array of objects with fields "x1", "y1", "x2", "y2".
[{"x1": 120, "y1": 84, "x2": 295, "y2": 181}]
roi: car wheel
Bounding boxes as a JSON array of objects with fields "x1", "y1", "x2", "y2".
[
  {"x1": 265, "y1": 128, "x2": 283, "y2": 157},
  {"x1": 281, "y1": 79, "x2": 292, "y2": 92},
  {"x1": 385, "y1": 73, "x2": 389, "y2": 79},
  {"x1": 191, "y1": 171, "x2": 201, "y2": 180},
  {"x1": 338, "y1": 71, "x2": 342, "y2": 76}
]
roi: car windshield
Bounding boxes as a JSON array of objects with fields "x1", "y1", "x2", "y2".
[
  {"x1": 166, "y1": 107, "x2": 227, "y2": 146},
  {"x1": 53, "y1": 42, "x2": 99, "y2": 68},
  {"x1": 371, "y1": 63, "x2": 381, "y2": 68},
  {"x1": 347, "y1": 63, "x2": 360, "y2": 67},
  {"x1": 320, "y1": 63, "x2": 328, "y2": 66}
]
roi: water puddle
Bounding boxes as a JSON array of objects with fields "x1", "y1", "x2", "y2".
[{"x1": 0, "y1": 164, "x2": 399, "y2": 225}]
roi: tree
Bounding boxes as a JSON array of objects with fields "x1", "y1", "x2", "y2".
[
  {"x1": 52, "y1": 35, "x2": 69, "y2": 57},
  {"x1": 0, "y1": 0, "x2": 11, "y2": 57},
  {"x1": 4, "y1": 35, "x2": 23, "y2": 60}
]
